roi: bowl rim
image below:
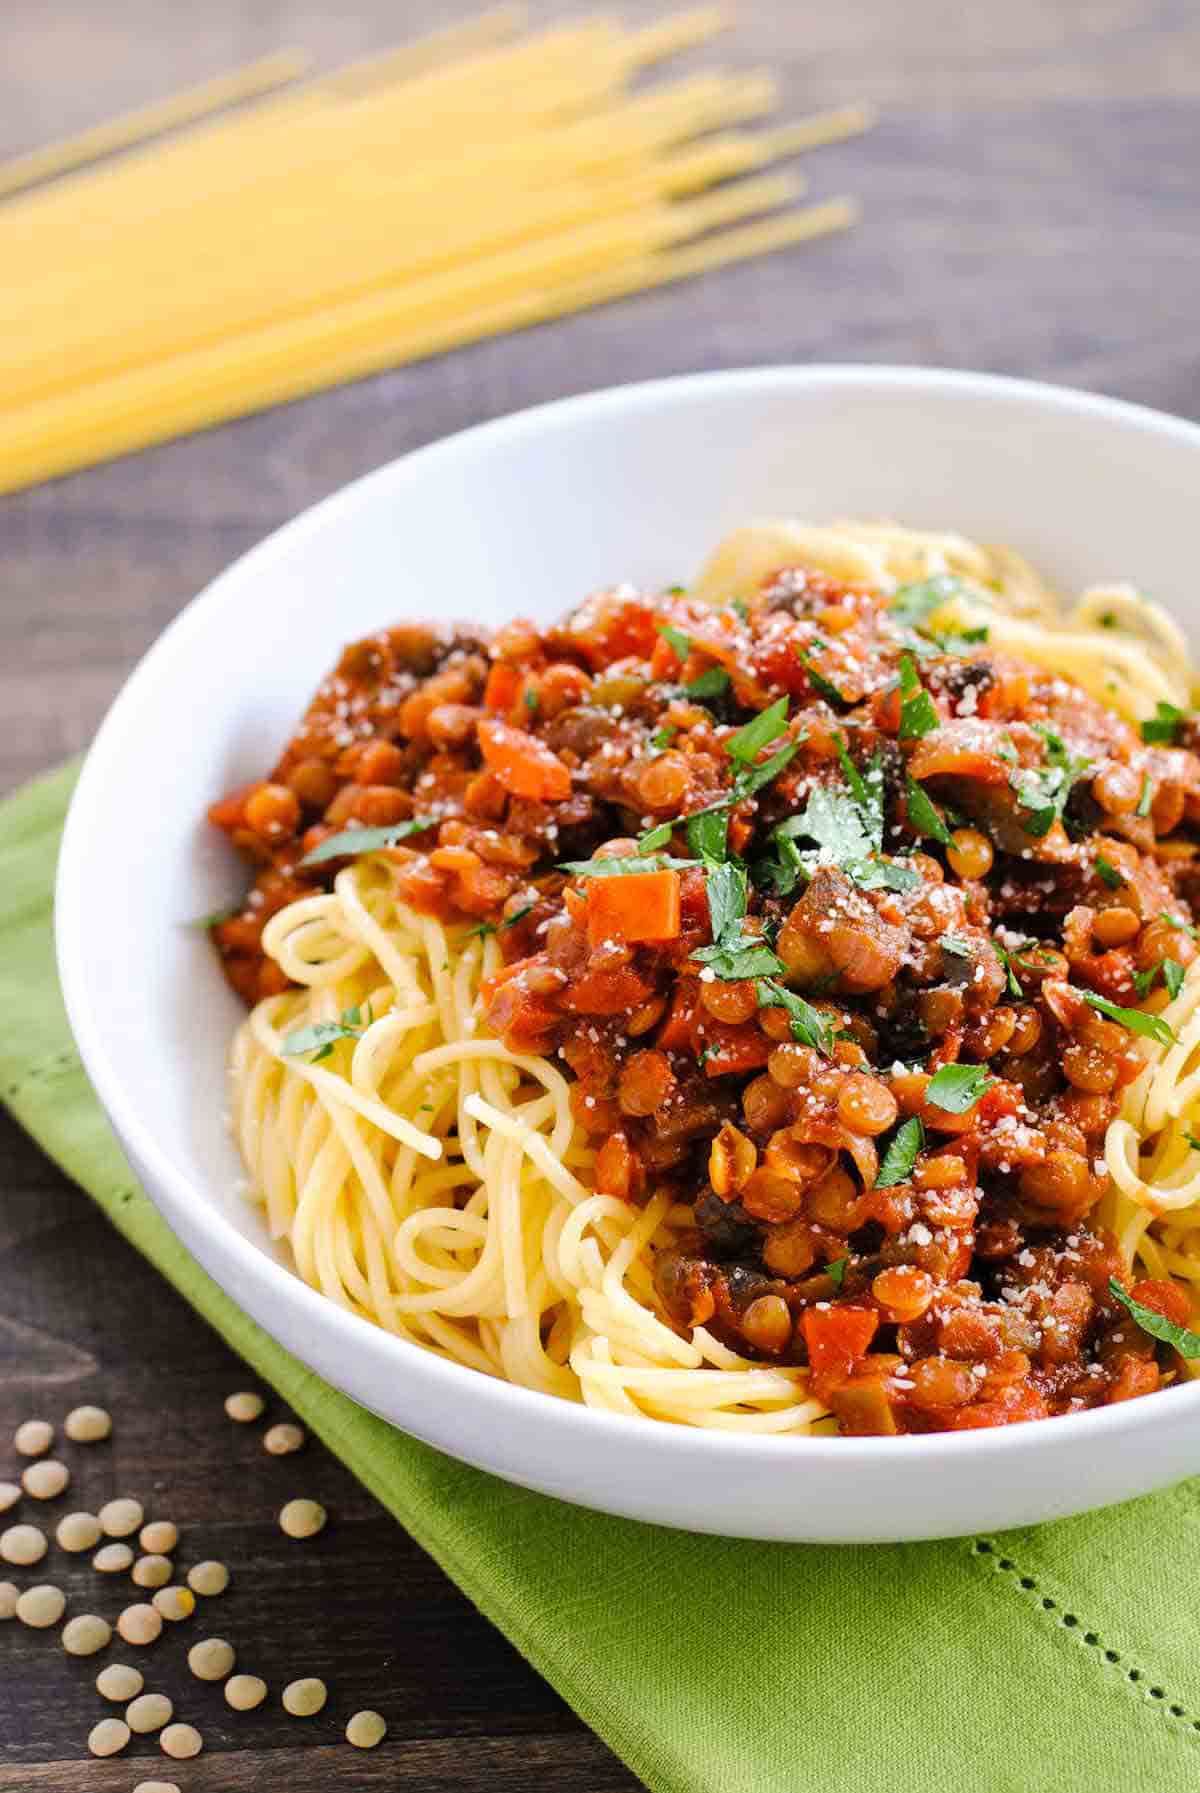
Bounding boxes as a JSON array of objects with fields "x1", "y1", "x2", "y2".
[{"x1": 55, "y1": 361, "x2": 1200, "y2": 1470}]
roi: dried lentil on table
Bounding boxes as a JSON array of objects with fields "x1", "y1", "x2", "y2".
[
  {"x1": 97, "y1": 1662, "x2": 144, "y2": 1701},
  {"x1": 263, "y1": 1422, "x2": 305, "y2": 1455},
  {"x1": 0, "y1": 1581, "x2": 17, "y2": 1619},
  {"x1": 224, "y1": 1391, "x2": 264, "y2": 1422},
  {"x1": 93, "y1": 1541, "x2": 134, "y2": 1572},
  {"x1": 132, "y1": 1554, "x2": 173, "y2": 1589},
  {"x1": 188, "y1": 1636, "x2": 235, "y2": 1681},
  {"x1": 16, "y1": 1583, "x2": 66, "y2": 1627},
  {"x1": 62, "y1": 1613, "x2": 112, "y2": 1655},
  {"x1": 346, "y1": 1709, "x2": 388, "y2": 1749},
  {"x1": 139, "y1": 1519, "x2": 178, "y2": 1554},
  {"x1": 56, "y1": 1510, "x2": 101, "y2": 1552},
  {"x1": 64, "y1": 1404, "x2": 112, "y2": 1442},
  {"x1": 159, "y1": 1722, "x2": 203, "y2": 1759},
  {"x1": 187, "y1": 1558, "x2": 229, "y2": 1596},
  {"x1": 127, "y1": 1692, "x2": 174, "y2": 1734},
  {"x1": 14, "y1": 1418, "x2": 53, "y2": 1457},
  {"x1": 22, "y1": 1458, "x2": 69, "y2": 1500},
  {"x1": 99, "y1": 1496, "x2": 143, "y2": 1537},
  {"x1": 283, "y1": 1676, "x2": 327, "y2": 1716},
  {"x1": 1, "y1": 1523, "x2": 47, "y2": 1565},
  {"x1": 152, "y1": 1584, "x2": 195, "y2": 1622},
  {"x1": 88, "y1": 1717, "x2": 130, "y2": 1757},
  {"x1": 0, "y1": 1481, "x2": 19, "y2": 1513},
  {"x1": 117, "y1": 1603, "x2": 163, "y2": 1646},
  {"x1": 279, "y1": 1498, "x2": 326, "y2": 1539},
  {"x1": 224, "y1": 1673, "x2": 267, "y2": 1711}
]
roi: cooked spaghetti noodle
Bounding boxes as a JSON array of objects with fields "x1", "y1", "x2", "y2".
[{"x1": 216, "y1": 520, "x2": 1200, "y2": 1434}]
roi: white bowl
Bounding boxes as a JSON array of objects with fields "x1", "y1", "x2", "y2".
[{"x1": 57, "y1": 366, "x2": 1200, "y2": 1542}]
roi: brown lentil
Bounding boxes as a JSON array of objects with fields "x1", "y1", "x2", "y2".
[
  {"x1": 224, "y1": 1390, "x2": 265, "y2": 1422},
  {"x1": 99, "y1": 1497, "x2": 144, "y2": 1538},
  {"x1": 187, "y1": 1560, "x2": 230, "y2": 1597},
  {"x1": 225, "y1": 1673, "x2": 268, "y2": 1711},
  {"x1": 93, "y1": 1542, "x2": 134, "y2": 1573},
  {"x1": 128, "y1": 1693, "x2": 174, "y2": 1734},
  {"x1": 346, "y1": 1709, "x2": 388, "y2": 1749},
  {"x1": 263, "y1": 1422, "x2": 306, "y2": 1457},
  {"x1": 946, "y1": 827, "x2": 994, "y2": 880},
  {"x1": 1, "y1": 1523, "x2": 47, "y2": 1566},
  {"x1": 117, "y1": 1603, "x2": 163, "y2": 1646},
  {"x1": 133, "y1": 1554, "x2": 173, "y2": 1590},
  {"x1": 279, "y1": 1498, "x2": 327, "y2": 1540},
  {"x1": 0, "y1": 1482, "x2": 18, "y2": 1514},
  {"x1": 0, "y1": 1581, "x2": 17, "y2": 1620},
  {"x1": 22, "y1": 1458, "x2": 69, "y2": 1500},
  {"x1": 139, "y1": 1520, "x2": 178, "y2": 1555},
  {"x1": 97, "y1": 1663, "x2": 144, "y2": 1701},
  {"x1": 152, "y1": 1585, "x2": 195, "y2": 1623},
  {"x1": 188, "y1": 1637, "x2": 236, "y2": 1681}
]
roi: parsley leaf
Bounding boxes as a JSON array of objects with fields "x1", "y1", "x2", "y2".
[
  {"x1": 1095, "y1": 856, "x2": 1122, "y2": 890},
  {"x1": 898, "y1": 654, "x2": 939, "y2": 740},
  {"x1": 834, "y1": 732, "x2": 869, "y2": 809},
  {"x1": 638, "y1": 822, "x2": 674, "y2": 852},
  {"x1": 889, "y1": 575, "x2": 967, "y2": 631},
  {"x1": 299, "y1": 816, "x2": 436, "y2": 867},
  {"x1": 1082, "y1": 990, "x2": 1176, "y2": 1045},
  {"x1": 524, "y1": 688, "x2": 540, "y2": 717},
  {"x1": 686, "y1": 667, "x2": 731, "y2": 701},
  {"x1": 1141, "y1": 701, "x2": 1185, "y2": 745},
  {"x1": 993, "y1": 942, "x2": 1024, "y2": 998},
  {"x1": 694, "y1": 941, "x2": 786, "y2": 980},
  {"x1": 703, "y1": 860, "x2": 748, "y2": 946},
  {"x1": 796, "y1": 650, "x2": 848, "y2": 708},
  {"x1": 1009, "y1": 725, "x2": 1091, "y2": 838},
  {"x1": 925, "y1": 1063, "x2": 995, "y2": 1113},
  {"x1": 875, "y1": 1115, "x2": 925, "y2": 1187},
  {"x1": 826, "y1": 1255, "x2": 849, "y2": 1290},
  {"x1": 756, "y1": 978, "x2": 835, "y2": 1056},
  {"x1": 735, "y1": 741, "x2": 799, "y2": 802},
  {"x1": 502, "y1": 902, "x2": 535, "y2": 931},
  {"x1": 658, "y1": 623, "x2": 692, "y2": 662},
  {"x1": 1164, "y1": 959, "x2": 1186, "y2": 1000},
  {"x1": 730, "y1": 598, "x2": 750, "y2": 622},
  {"x1": 282, "y1": 1002, "x2": 369, "y2": 1062},
  {"x1": 686, "y1": 807, "x2": 730, "y2": 862},
  {"x1": 939, "y1": 933, "x2": 974, "y2": 960},
  {"x1": 1187, "y1": 1131, "x2": 1200, "y2": 1152},
  {"x1": 905, "y1": 774, "x2": 952, "y2": 846},
  {"x1": 1110, "y1": 1278, "x2": 1200, "y2": 1357},
  {"x1": 647, "y1": 725, "x2": 677, "y2": 756},
  {"x1": 466, "y1": 919, "x2": 497, "y2": 939},
  {"x1": 726, "y1": 696, "x2": 789, "y2": 765},
  {"x1": 1161, "y1": 911, "x2": 1199, "y2": 940}
]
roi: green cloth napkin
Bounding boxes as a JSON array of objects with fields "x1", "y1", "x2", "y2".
[{"x1": 4, "y1": 759, "x2": 1200, "y2": 1793}]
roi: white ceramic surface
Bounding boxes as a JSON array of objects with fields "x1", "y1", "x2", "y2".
[{"x1": 56, "y1": 367, "x2": 1200, "y2": 1542}]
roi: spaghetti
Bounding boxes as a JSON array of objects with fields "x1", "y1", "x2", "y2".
[{"x1": 217, "y1": 521, "x2": 1200, "y2": 1433}]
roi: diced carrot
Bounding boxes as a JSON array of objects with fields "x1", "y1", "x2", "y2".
[
  {"x1": 562, "y1": 967, "x2": 658, "y2": 1016},
  {"x1": 477, "y1": 717, "x2": 571, "y2": 801},
  {"x1": 585, "y1": 870, "x2": 681, "y2": 948},
  {"x1": 650, "y1": 633, "x2": 684, "y2": 679},
  {"x1": 657, "y1": 980, "x2": 700, "y2": 1051},
  {"x1": 1130, "y1": 1279, "x2": 1194, "y2": 1329},
  {"x1": 484, "y1": 662, "x2": 522, "y2": 712},
  {"x1": 802, "y1": 1306, "x2": 879, "y2": 1383},
  {"x1": 943, "y1": 1382, "x2": 1049, "y2": 1429},
  {"x1": 696, "y1": 1020, "x2": 772, "y2": 1078}
]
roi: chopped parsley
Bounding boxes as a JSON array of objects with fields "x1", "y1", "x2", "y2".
[
  {"x1": 1161, "y1": 912, "x2": 1200, "y2": 940},
  {"x1": 1136, "y1": 775, "x2": 1153, "y2": 817},
  {"x1": 638, "y1": 822, "x2": 675, "y2": 852},
  {"x1": 524, "y1": 688, "x2": 540, "y2": 717},
  {"x1": 299, "y1": 816, "x2": 435, "y2": 867},
  {"x1": 1141, "y1": 701, "x2": 1185, "y2": 745},
  {"x1": 993, "y1": 942, "x2": 1024, "y2": 999},
  {"x1": 726, "y1": 696, "x2": 789, "y2": 764},
  {"x1": 755, "y1": 978, "x2": 835, "y2": 1057},
  {"x1": 658, "y1": 623, "x2": 692, "y2": 662},
  {"x1": 686, "y1": 666, "x2": 732, "y2": 701},
  {"x1": 502, "y1": 902, "x2": 535, "y2": 932},
  {"x1": 466, "y1": 919, "x2": 497, "y2": 939},
  {"x1": 690, "y1": 860, "x2": 784, "y2": 980},
  {"x1": 686, "y1": 807, "x2": 731, "y2": 863},
  {"x1": 939, "y1": 933, "x2": 974, "y2": 960},
  {"x1": 1095, "y1": 855, "x2": 1123, "y2": 890},
  {"x1": 647, "y1": 724, "x2": 678, "y2": 756},
  {"x1": 730, "y1": 598, "x2": 750, "y2": 622},
  {"x1": 697, "y1": 941, "x2": 786, "y2": 980},
  {"x1": 875, "y1": 1115, "x2": 925, "y2": 1187},
  {"x1": 1010, "y1": 725, "x2": 1091, "y2": 838},
  {"x1": 735, "y1": 741, "x2": 800, "y2": 802},
  {"x1": 1109, "y1": 1279, "x2": 1200, "y2": 1358},
  {"x1": 905, "y1": 774, "x2": 952, "y2": 846},
  {"x1": 701, "y1": 860, "x2": 748, "y2": 946},
  {"x1": 796, "y1": 648, "x2": 848, "y2": 708},
  {"x1": 826, "y1": 1255, "x2": 850, "y2": 1290},
  {"x1": 888, "y1": 575, "x2": 967, "y2": 632},
  {"x1": 774, "y1": 756, "x2": 919, "y2": 895},
  {"x1": 898, "y1": 654, "x2": 939, "y2": 740},
  {"x1": 282, "y1": 1002, "x2": 370, "y2": 1062},
  {"x1": 1081, "y1": 990, "x2": 1176, "y2": 1045},
  {"x1": 1133, "y1": 959, "x2": 1185, "y2": 1001},
  {"x1": 1187, "y1": 1131, "x2": 1200, "y2": 1152},
  {"x1": 924, "y1": 1063, "x2": 995, "y2": 1113}
]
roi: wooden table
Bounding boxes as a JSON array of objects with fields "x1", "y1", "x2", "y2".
[{"x1": 2, "y1": 1, "x2": 1198, "y2": 1784}]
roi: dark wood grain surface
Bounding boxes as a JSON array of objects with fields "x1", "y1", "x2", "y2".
[{"x1": 2, "y1": 0, "x2": 1199, "y2": 1784}]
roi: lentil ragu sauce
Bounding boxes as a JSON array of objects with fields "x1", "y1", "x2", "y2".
[{"x1": 209, "y1": 566, "x2": 1200, "y2": 1435}]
